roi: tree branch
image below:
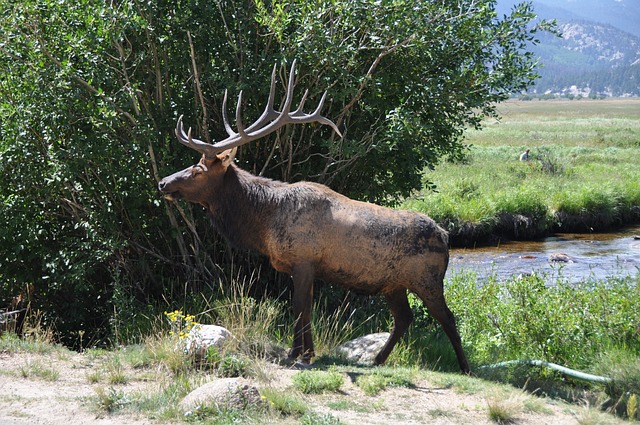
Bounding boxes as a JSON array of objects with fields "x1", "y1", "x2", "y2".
[{"x1": 187, "y1": 31, "x2": 210, "y2": 143}]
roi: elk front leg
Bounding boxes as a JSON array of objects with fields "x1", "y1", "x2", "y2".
[{"x1": 288, "y1": 263, "x2": 315, "y2": 363}]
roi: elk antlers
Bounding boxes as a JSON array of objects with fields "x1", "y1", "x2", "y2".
[{"x1": 175, "y1": 60, "x2": 342, "y2": 158}]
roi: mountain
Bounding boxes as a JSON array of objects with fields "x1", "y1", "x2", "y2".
[
  {"x1": 497, "y1": 0, "x2": 640, "y2": 97},
  {"x1": 521, "y1": 0, "x2": 640, "y2": 38}
]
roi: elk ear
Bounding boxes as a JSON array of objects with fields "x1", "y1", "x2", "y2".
[{"x1": 216, "y1": 147, "x2": 237, "y2": 168}]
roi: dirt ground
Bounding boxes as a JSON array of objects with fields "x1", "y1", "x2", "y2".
[{"x1": 0, "y1": 349, "x2": 624, "y2": 425}]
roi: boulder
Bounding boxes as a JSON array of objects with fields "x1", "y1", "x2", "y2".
[
  {"x1": 549, "y1": 252, "x2": 574, "y2": 263},
  {"x1": 333, "y1": 332, "x2": 390, "y2": 365},
  {"x1": 182, "y1": 324, "x2": 233, "y2": 360},
  {"x1": 180, "y1": 377, "x2": 263, "y2": 412}
]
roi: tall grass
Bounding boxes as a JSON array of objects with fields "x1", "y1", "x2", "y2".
[
  {"x1": 444, "y1": 272, "x2": 640, "y2": 372},
  {"x1": 437, "y1": 270, "x2": 640, "y2": 416},
  {"x1": 201, "y1": 274, "x2": 288, "y2": 359}
]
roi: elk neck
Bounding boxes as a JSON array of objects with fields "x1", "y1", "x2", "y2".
[{"x1": 206, "y1": 164, "x2": 285, "y2": 254}]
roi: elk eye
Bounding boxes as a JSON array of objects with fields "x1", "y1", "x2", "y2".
[{"x1": 191, "y1": 166, "x2": 203, "y2": 176}]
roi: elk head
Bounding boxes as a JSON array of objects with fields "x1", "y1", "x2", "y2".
[{"x1": 158, "y1": 60, "x2": 342, "y2": 204}]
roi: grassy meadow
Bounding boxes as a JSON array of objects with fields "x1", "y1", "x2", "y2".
[{"x1": 404, "y1": 98, "x2": 640, "y2": 246}]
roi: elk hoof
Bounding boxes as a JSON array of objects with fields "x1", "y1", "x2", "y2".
[
  {"x1": 373, "y1": 353, "x2": 387, "y2": 366},
  {"x1": 287, "y1": 347, "x2": 302, "y2": 360},
  {"x1": 301, "y1": 351, "x2": 315, "y2": 364}
]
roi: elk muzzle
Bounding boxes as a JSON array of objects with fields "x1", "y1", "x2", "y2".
[
  {"x1": 158, "y1": 179, "x2": 179, "y2": 201},
  {"x1": 158, "y1": 171, "x2": 186, "y2": 201}
]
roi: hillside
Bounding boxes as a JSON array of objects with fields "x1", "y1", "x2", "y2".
[
  {"x1": 497, "y1": 0, "x2": 640, "y2": 96},
  {"x1": 525, "y1": 0, "x2": 640, "y2": 38}
]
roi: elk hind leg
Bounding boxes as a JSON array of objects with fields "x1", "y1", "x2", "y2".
[
  {"x1": 414, "y1": 288, "x2": 470, "y2": 374},
  {"x1": 374, "y1": 288, "x2": 413, "y2": 365}
]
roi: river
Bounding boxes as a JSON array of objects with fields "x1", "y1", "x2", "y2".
[{"x1": 447, "y1": 225, "x2": 640, "y2": 284}]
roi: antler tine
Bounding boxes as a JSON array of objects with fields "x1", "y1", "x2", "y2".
[
  {"x1": 304, "y1": 91, "x2": 343, "y2": 138},
  {"x1": 222, "y1": 63, "x2": 279, "y2": 141},
  {"x1": 236, "y1": 59, "x2": 297, "y2": 135},
  {"x1": 174, "y1": 115, "x2": 221, "y2": 157},
  {"x1": 279, "y1": 59, "x2": 298, "y2": 117},
  {"x1": 235, "y1": 90, "x2": 247, "y2": 138},
  {"x1": 222, "y1": 90, "x2": 237, "y2": 138},
  {"x1": 292, "y1": 89, "x2": 309, "y2": 116},
  {"x1": 244, "y1": 63, "x2": 280, "y2": 133},
  {"x1": 176, "y1": 60, "x2": 341, "y2": 158}
]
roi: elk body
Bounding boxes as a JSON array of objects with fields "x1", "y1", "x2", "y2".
[{"x1": 158, "y1": 62, "x2": 470, "y2": 373}]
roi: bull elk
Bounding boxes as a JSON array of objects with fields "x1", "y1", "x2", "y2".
[{"x1": 158, "y1": 61, "x2": 470, "y2": 373}]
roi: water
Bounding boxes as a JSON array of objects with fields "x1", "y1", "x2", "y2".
[{"x1": 447, "y1": 225, "x2": 640, "y2": 283}]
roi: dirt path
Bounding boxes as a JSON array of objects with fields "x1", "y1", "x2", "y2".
[
  {"x1": 0, "y1": 351, "x2": 152, "y2": 425},
  {"x1": 0, "y1": 350, "x2": 623, "y2": 425}
]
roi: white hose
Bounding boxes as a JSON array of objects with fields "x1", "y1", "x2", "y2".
[{"x1": 480, "y1": 359, "x2": 612, "y2": 383}]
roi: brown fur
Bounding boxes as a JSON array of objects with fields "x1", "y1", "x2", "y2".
[{"x1": 159, "y1": 152, "x2": 470, "y2": 373}]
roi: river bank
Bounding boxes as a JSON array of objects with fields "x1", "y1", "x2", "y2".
[{"x1": 441, "y1": 207, "x2": 640, "y2": 248}]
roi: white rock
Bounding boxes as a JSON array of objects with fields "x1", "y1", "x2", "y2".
[
  {"x1": 180, "y1": 377, "x2": 262, "y2": 412},
  {"x1": 182, "y1": 324, "x2": 233, "y2": 359},
  {"x1": 333, "y1": 332, "x2": 390, "y2": 365}
]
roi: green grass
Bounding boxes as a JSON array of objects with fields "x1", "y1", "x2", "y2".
[
  {"x1": 445, "y1": 272, "x2": 640, "y2": 371},
  {"x1": 301, "y1": 412, "x2": 344, "y2": 424},
  {"x1": 94, "y1": 387, "x2": 130, "y2": 413},
  {"x1": 0, "y1": 327, "x2": 62, "y2": 354},
  {"x1": 292, "y1": 370, "x2": 344, "y2": 394},
  {"x1": 442, "y1": 271, "x2": 640, "y2": 415},
  {"x1": 469, "y1": 99, "x2": 640, "y2": 148},
  {"x1": 355, "y1": 367, "x2": 415, "y2": 395},
  {"x1": 260, "y1": 387, "x2": 309, "y2": 416},
  {"x1": 105, "y1": 356, "x2": 128, "y2": 385},
  {"x1": 405, "y1": 99, "x2": 640, "y2": 245}
]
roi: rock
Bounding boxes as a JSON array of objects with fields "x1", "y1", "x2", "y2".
[
  {"x1": 549, "y1": 252, "x2": 574, "y2": 263},
  {"x1": 333, "y1": 332, "x2": 390, "y2": 365},
  {"x1": 179, "y1": 377, "x2": 263, "y2": 412},
  {"x1": 182, "y1": 324, "x2": 233, "y2": 360}
]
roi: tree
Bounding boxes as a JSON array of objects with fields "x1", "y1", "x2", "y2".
[{"x1": 0, "y1": 0, "x2": 551, "y2": 344}]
